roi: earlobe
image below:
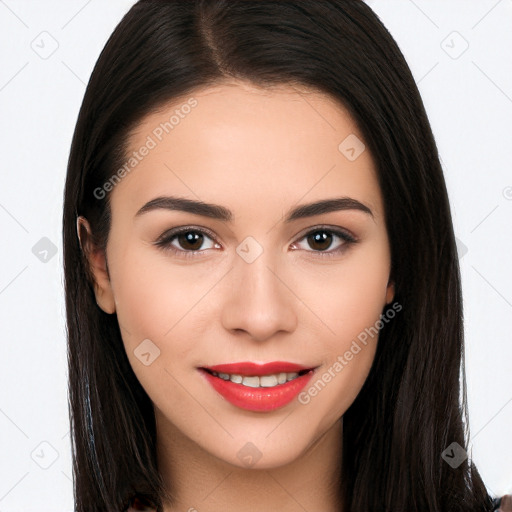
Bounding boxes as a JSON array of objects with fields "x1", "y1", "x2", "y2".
[
  {"x1": 76, "y1": 216, "x2": 116, "y2": 314},
  {"x1": 385, "y1": 280, "x2": 395, "y2": 304}
]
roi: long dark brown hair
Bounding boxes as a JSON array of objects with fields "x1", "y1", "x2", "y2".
[{"x1": 62, "y1": 1, "x2": 496, "y2": 510}]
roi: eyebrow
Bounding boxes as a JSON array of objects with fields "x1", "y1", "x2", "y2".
[{"x1": 135, "y1": 195, "x2": 374, "y2": 222}]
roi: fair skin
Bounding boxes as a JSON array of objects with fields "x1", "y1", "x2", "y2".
[{"x1": 79, "y1": 80, "x2": 394, "y2": 512}]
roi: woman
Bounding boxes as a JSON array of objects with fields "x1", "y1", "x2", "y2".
[{"x1": 62, "y1": 1, "x2": 507, "y2": 510}]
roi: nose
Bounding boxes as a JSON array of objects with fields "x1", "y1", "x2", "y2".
[{"x1": 220, "y1": 250, "x2": 298, "y2": 342}]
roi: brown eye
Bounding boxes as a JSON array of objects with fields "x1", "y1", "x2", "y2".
[
  {"x1": 291, "y1": 227, "x2": 357, "y2": 257},
  {"x1": 175, "y1": 231, "x2": 205, "y2": 251},
  {"x1": 154, "y1": 227, "x2": 219, "y2": 258},
  {"x1": 306, "y1": 231, "x2": 334, "y2": 251}
]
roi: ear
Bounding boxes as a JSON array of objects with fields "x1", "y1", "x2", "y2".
[
  {"x1": 385, "y1": 278, "x2": 395, "y2": 305},
  {"x1": 76, "y1": 216, "x2": 116, "y2": 314}
]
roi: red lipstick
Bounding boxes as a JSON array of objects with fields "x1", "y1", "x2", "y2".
[{"x1": 198, "y1": 361, "x2": 316, "y2": 412}]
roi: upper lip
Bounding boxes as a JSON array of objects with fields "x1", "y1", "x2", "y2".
[{"x1": 200, "y1": 361, "x2": 315, "y2": 376}]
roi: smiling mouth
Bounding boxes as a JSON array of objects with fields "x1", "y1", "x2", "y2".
[
  {"x1": 198, "y1": 362, "x2": 317, "y2": 412},
  {"x1": 201, "y1": 368, "x2": 312, "y2": 388}
]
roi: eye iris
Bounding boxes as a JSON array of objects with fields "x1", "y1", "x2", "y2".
[
  {"x1": 308, "y1": 231, "x2": 332, "y2": 251},
  {"x1": 178, "y1": 231, "x2": 203, "y2": 250}
]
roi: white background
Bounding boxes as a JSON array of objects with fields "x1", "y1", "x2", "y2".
[{"x1": 0, "y1": 0, "x2": 511, "y2": 510}]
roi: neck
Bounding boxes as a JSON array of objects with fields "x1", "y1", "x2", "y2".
[{"x1": 155, "y1": 414, "x2": 344, "y2": 512}]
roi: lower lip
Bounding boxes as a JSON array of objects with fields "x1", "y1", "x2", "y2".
[{"x1": 199, "y1": 369, "x2": 315, "y2": 412}]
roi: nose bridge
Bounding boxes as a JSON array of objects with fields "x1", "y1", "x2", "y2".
[
  {"x1": 221, "y1": 236, "x2": 297, "y2": 340},
  {"x1": 237, "y1": 244, "x2": 281, "y2": 298}
]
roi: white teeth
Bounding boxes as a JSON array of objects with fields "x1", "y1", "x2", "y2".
[
  {"x1": 242, "y1": 376, "x2": 260, "y2": 388},
  {"x1": 210, "y1": 370, "x2": 306, "y2": 388},
  {"x1": 259, "y1": 375, "x2": 278, "y2": 387}
]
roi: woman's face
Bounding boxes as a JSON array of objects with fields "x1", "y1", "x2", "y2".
[{"x1": 85, "y1": 80, "x2": 394, "y2": 468}]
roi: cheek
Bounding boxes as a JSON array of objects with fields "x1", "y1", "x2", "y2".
[
  {"x1": 295, "y1": 244, "x2": 390, "y2": 422},
  {"x1": 109, "y1": 247, "x2": 214, "y2": 414},
  {"x1": 109, "y1": 245, "x2": 213, "y2": 354},
  {"x1": 309, "y1": 241, "x2": 391, "y2": 348}
]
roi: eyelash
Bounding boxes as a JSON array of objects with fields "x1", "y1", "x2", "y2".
[{"x1": 153, "y1": 225, "x2": 357, "y2": 260}]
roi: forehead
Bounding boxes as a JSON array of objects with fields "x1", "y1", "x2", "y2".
[{"x1": 111, "y1": 80, "x2": 383, "y2": 221}]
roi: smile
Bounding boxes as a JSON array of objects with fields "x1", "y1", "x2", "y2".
[
  {"x1": 198, "y1": 361, "x2": 316, "y2": 412},
  {"x1": 208, "y1": 370, "x2": 304, "y2": 388}
]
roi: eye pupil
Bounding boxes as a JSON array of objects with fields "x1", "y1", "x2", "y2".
[
  {"x1": 308, "y1": 231, "x2": 332, "y2": 251},
  {"x1": 178, "y1": 231, "x2": 203, "y2": 250}
]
